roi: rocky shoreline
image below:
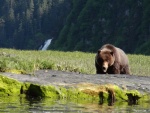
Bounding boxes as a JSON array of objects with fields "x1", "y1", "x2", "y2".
[
  {"x1": 0, "y1": 70, "x2": 150, "y2": 104},
  {"x1": 1, "y1": 70, "x2": 150, "y2": 93}
]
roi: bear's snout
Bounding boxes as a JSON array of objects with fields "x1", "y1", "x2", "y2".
[
  {"x1": 102, "y1": 67, "x2": 107, "y2": 71},
  {"x1": 102, "y1": 62, "x2": 108, "y2": 72}
]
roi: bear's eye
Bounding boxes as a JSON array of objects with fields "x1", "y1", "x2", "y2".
[
  {"x1": 104, "y1": 59, "x2": 109, "y2": 62},
  {"x1": 98, "y1": 58, "x2": 103, "y2": 62},
  {"x1": 106, "y1": 60, "x2": 109, "y2": 62}
]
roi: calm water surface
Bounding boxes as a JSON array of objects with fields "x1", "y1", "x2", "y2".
[{"x1": 0, "y1": 96, "x2": 149, "y2": 113}]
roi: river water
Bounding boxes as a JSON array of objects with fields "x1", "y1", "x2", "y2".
[{"x1": 0, "y1": 96, "x2": 149, "y2": 113}]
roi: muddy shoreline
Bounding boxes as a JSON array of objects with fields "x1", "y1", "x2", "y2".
[{"x1": 1, "y1": 70, "x2": 150, "y2": 94}]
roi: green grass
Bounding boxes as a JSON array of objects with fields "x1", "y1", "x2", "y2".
[
  {"x1": 128, "y1": 54, "x2": 150, "y2": 76},
  {"x1": 0, "y1": 49, "x2": 150, "y2": 76}
]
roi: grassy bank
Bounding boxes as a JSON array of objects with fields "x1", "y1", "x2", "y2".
[{"x1": 0, "y1": 49, "x2": 150, "y2": 76}]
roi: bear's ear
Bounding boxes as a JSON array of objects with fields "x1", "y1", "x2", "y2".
[
  {"x1": 110, "y1": 51, "x2": 113, "y2": 56},
  {"x1": 98, "y1": 50, "x2": 101, "y2": 54}
]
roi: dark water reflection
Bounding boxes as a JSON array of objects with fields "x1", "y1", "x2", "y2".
[{"x1": 0, "y1": 96, "x2": 149, "y2": 113}]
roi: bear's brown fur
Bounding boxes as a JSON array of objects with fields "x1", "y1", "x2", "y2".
[{"x1": 95, "y1": 44, "x2": 130, "y2": 74}]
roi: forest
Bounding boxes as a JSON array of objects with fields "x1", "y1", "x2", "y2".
[
  {"x1": 0, "y1": 0, "x2": 150, "y2": 54},
  {"x1": 0, "y1": 0, "x2": 71, "y2": 49}
]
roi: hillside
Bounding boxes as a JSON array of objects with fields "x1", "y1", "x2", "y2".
[
  {"x1": 0, "y1": 0, "x2": 72, "y2": 49},
  {"x1": 0, "y1": 0, "x2": 150, "y2": 54},
  {"x1": 50, "y1": 0, "x2": 150, "y2": 54}
]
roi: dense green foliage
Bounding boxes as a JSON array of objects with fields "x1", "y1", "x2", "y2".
[
  {"x1": 0, "y1": 49, "x2": 150, "y2": 76},
  {"x1": 0, "y1": 0, "x2": 150, "y2": 54},
  {"x1": 0, "y1": 0, "x2": 71, "y2": 49},
  {"x1": 51, "y1": 0, "x2": 150, "y2": 54}
]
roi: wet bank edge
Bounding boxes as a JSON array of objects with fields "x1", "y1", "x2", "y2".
[{"x1": 0, "y1": 70, "x2": 150, "y2": 104}]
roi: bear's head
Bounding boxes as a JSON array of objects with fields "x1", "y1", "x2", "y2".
[{"x1": 97, "y1": 48, "x2": 115, "y2": 73}]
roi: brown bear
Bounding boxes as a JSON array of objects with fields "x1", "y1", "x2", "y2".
[{"x1": 95, "y1": 44, "x2": 130, "y2": 74}]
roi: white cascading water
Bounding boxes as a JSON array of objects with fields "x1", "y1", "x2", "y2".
[{"x1": 39, "y1": 39, "x2": 52, "y2": 50}]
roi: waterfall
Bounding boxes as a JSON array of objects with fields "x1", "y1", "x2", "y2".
[{"x1": 39, "y1": 39, "x2": 52, "y2": 50}]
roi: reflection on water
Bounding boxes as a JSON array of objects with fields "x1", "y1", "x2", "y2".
[{"x1": 0, "y1": 96, "x2": 149, "y2": 113}]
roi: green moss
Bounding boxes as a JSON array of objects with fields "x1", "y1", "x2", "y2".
[
  {"x1": 67, "y1": 88, "x2": 99, "y2": 102},
  {"x1": 22, "y1": 84, "x2": 99, "y2": 101},
  {"x1": 140, "y1": 94, "x2": 150, "y2": 102},
  {"x1": 0, "y1": 74, "x2": 149, "y2": 105},
  {"x1": 40, "y1": 85, "x2": 62, "y2": 98},
  {"x1": 0, "y1": 75, "x2": 22, "y2": 96},
  {"x1": 6, "y1": 69, "x2": 27, "y2": 74},
  {"x1": 112, "y1": 85, "x2": 128, "y2": 101}
]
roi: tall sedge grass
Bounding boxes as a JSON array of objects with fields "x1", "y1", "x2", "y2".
[
  {"x1": 128, "y1": 54, "x2": 150, "y2": 76},
  {"x1": 0, "y1": 49, "x2": 150, "y2": 76},
  {"x1": 0, "y1": 49, "x2": 95, "y2": 74}
]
